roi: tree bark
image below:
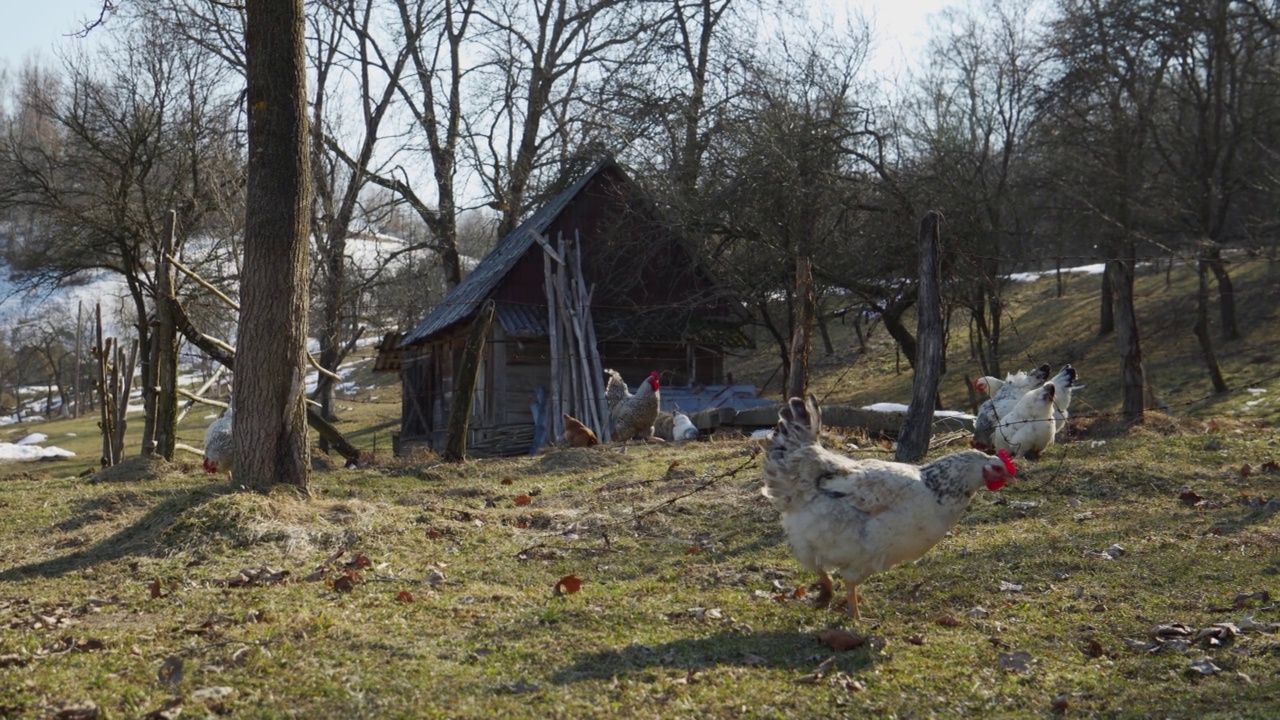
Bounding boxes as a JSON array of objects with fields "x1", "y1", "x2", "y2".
[
  {"x1": 235, "y1": 0, "x2": 312, "y2": 492},
  {"x1": 897, "y1": 212, "x2": 944, "y2": 463},
  {"x1": 151, "y1": 210, "x2": 179, "y2": 459},
  {"x1": 1200, "y1": 242, "x2": 1240, "y2": 341},
  {"x1": 445, "y1": 300, "x2": 495, "y2": 462},
  {"x1": 1109, "y1": 255, "x2": 1145, "y2": 425},
  {"x1": 786, "y1": 258, "x2": 814, "y2": 400},
  {"x1": 1098, "y1": 245, "x2": 1116, "y2": 336},
  {"x1": 1193, "y1": 259, "x2": 1229, "y2": 393}
]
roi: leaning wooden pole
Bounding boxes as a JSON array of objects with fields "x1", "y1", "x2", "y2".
[
  {"x1": 897, "y1": 211, "x2": 944, "y2": 463},
  {"x1": 445, "y1": 300, "x2": 496, "y2": 462},
  {"x1": 786, "y1": 257, "x2": 815, "y2": 400}
]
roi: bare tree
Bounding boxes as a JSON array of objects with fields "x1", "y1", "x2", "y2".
[{"x1": 234, "y1": 0, "x2": 312, "y2": 491}]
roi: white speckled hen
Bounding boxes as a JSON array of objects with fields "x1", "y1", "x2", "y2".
[
  {"x1": 763, "y1": 395, "x2": 1016, "y2": 620},
  {"x1": 203, "y1": 407, "x2": 234, "y2": 476}
]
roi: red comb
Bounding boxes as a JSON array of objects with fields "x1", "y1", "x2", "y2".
[{"x1": 996, "y1": 448, "x2": 1016, "y2": 476}]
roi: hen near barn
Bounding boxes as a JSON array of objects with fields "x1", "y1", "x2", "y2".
[
  {"x1": 562, "y1": 413, "x2": 600, "y2": 448},
  {"x1": 763, "y1": 395, "x2": 1016, "y2": 620},
  {"x1": 604, "y1": 369, "x2": 662, "y2": 445}
]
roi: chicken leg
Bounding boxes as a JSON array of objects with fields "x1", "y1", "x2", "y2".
[{"x1": 846, "y1": 584, "x2": 862, "y2": 621}]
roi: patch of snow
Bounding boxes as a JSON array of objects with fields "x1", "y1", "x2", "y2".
[
  {"x1": 750, "y1": 428, "x2": 772, "y2": 440},
  {"x1": 0, "y1": 442, "x2": 76, "y2": 462},
  {"x1": 16, "y1": 433, "x2": 48, "y2": 446},
  {"x1": 861, "y1": 402, "x2": 976, "y2": 420},
  {"x1": 1008, "y1": 263, "x2": 1107, "y2": 283},
  {"x1": 1245, "y1": 388, "x2": 1267, "y2": 395}
]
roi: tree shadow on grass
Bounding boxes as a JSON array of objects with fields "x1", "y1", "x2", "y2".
[
  {"x1": 0, "y1": 480, "x2": 240, "y2": 581},
  {"x1": 549, "y1": 629, "x2": 874, "y2": 685}
]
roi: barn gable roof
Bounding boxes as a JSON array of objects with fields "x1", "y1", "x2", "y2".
[{"x1": 400, "y1": 157, "x2": 613, "y2": 348}]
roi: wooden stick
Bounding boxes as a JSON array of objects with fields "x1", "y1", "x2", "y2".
[
  {"x1": 177, "y1": 387, "x2": 230, "y2": 409},
  {"x1": 575, "y1": 231, "x2": 610, "y2": 442},
  {"x1": 543, "y1": 249, "x2": 563, "y2": 445},
  {"x1": 166, "y1": 252, "x2": 240, "y2": 311}
]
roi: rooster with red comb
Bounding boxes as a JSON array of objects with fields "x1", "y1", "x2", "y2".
[
  {"x1": 762, "y1": 395, "x2": 1017, "y2": 620},
  {"x1": 603, "y1": 368, "x2": 662, "y2": 446}
]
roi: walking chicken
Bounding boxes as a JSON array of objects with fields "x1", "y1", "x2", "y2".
[
  {"x1": 604, "y1": 369, "x2": 662, "y2": 444},
  {"x1": 763, "y1": 395, "x2": 1016, "y2": 620}
]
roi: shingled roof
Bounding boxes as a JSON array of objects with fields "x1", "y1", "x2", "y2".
[{"x1": 400, "y1": 157, "x2": 613, "y2": 348}]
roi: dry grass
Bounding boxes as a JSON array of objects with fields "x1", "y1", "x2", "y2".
[{"x1": 0, "y1": 265, "x2": 1278, "y2": 718}]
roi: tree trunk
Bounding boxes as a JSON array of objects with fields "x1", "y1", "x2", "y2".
[
  {"x1": 897, "y1": 212, "x2": 944, "y2": 463},
  {"x1": 1193, "y1": 259, "x2": 1229, "y2": 393},
  {"x1": 1109, "y1": 256, "x2": 1145, "y2": 425},
  {"x1": 151, "y1": 210, "x2": 179, "y2": 459},
  {"x1": 786, "y1": 258, "x2": 814, "y2": 400},
  {"x1": 1201, "y1": 242, "x2": 1240, "y2": 341},
  {"x1": 445, "y1": 300, "x2": 495, "y2": 462},
  {"x1": 1098, "y1": 249, "x2": 1116, "y2": 336},
  {"x1": 235, "y1": 0, "x2": 312, "y2": 492}
]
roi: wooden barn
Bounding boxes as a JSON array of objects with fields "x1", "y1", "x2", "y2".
[{"x1": 395, "y1": 158, "x2": 748, "y2": 457}]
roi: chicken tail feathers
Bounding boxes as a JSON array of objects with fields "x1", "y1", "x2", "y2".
[{"x1": 761, "y1": 395, "x2": 822, "y2": 510}]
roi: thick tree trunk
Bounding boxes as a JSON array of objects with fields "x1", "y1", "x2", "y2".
[
  {"x1": 235, "y1": 0, "x2": 312, "y2": 492},
  {"x1": 897, "y1": 212, "x2": 944, "y2": 463},
  {"x1": 1109, "y1": 256, "x2": 1145, "y2": 425}
]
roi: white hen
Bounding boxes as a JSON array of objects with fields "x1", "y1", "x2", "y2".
[
  {"x1": 972, "y1": 363, "x2": 1051, "y2": 450},
  {"x1": 1048, "y1": 364, "x2": 1079, "y2": 433},
  {"x1": 992, "y1": 382, "x2": 1056, "y2": 458},
  {"x1": 203, "y1": 407, "x2": 234, "y2": 476},
  {"x1": 762, "y1": 395, "x2": 1017, "y2": 620},
  {"x1": 671, "y1": 411, "x2": 698, "y2": 442}
]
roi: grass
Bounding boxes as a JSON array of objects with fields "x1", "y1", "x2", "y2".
[{"x1": 1, "y1": 262, "x2": 1279, "y2": 718}]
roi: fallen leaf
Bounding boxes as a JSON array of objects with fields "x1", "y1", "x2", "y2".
[
  {"x1": 332, "y1": 574, "x2": 358, "y2": 593},
  {"x1": 1233, "y1": 590, "x2": 1271, "y2": 608},
  {"x1": 1050, "y1": 694, "x2": 1070, "y2": 712},
  {"x1": 1073, "y1": 511, "x2": 1096, "y2": 522},
  {"x1": 148, "y1": 580, "x2": 165, "y2": 599},
  {"x1": 1178, "y1": 490, "x2": 1205, "y2": 505},
  {"x1": 935, "y1": 615, "x2": 963, "y2": 627},
  {"x1": 1082, "y1": 639, "x2": 1104, "y2": 658},
  {"x1": 668, "y1": 461, "x2": 681, "y2": 471},
  {"x1": 999, "y1": 581, "x2": 1024, "y2": 593},
  {"x1": 501, "y1": 477, "x2": 514, "y2": 485},
  {"x1": 513, "y1": 495, "x2": 533, "y2": 506},
  {"x1": 1240, "y1": 463, "x2": 1253, "y2": 478},
  {"x1": 1150, "y1": 623, "x2": 1195, "y2": 639},
  {"x1": 554, "y1": 574, "x2": 582, "y2": 596},
  {"x1": 998, "y1": 651, "x2": 1034, "y2": 674},
  {"x1": 344, "y1": 554, "x2": 372, "y2": 570},
  {"x1": 425, "y1": 568, "x2": 446, "y2": 586},
  {"x1": 816, "y1": 629, "x2": 866, "y2": 651},
  {"x1": 396, "y1": 590, "x2": 414, "y2": 603},
  {"x1": 1188, "y1": 656, "x2": 1220, "y2": 675},
  {"x1": 906, "y1": 635, "x2": 925, "y2": 646},
  {"x1": 686, "y1": 546, "x2": 700, "y2": 555},
  {"x1": 158, "y1": 655, "x2": 184, "y2": 686}
]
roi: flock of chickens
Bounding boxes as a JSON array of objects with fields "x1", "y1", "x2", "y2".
[{"x1": 198, "y1": 362, "x2": 1081, "y2": 623}]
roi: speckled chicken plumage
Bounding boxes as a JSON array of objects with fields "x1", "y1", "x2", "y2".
[
  {"x1": 603, "y1": 369, "x2": 660, "y2": 442},
  {"x1": 972, "y1": 363, "x2": 1051, "y2": 449},
  {"x1": 763, "y1": 396, "x2": 1015, "y2": 619}
]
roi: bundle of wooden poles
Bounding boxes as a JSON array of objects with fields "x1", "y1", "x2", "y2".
[{"x1": 538, "y1": 230, "x2": 610, "y2": 445}]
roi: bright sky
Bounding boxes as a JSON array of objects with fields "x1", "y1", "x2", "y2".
[
  {"x1": 1, "y1": 0, "x2": 104, "y2": 73},
  {"x1": 2, "y1": 0, "x2": 957, "y2": 78}
]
